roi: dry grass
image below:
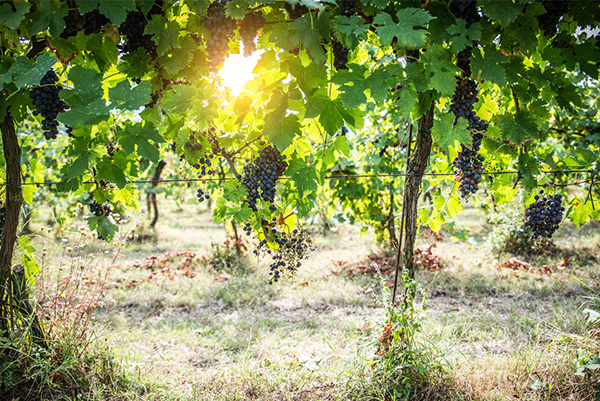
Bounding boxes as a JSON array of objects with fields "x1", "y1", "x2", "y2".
[{"x1": 18, "y1": 197, "x2": 600, "y2": 400}]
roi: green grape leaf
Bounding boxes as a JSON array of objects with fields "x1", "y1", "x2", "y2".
[
  {"x1": 569, "y1": 200, "x2": 593, "y2": 229},
  {"x1": 75, "y1": 0, "x2": 100, "y2": 14},
  {"x1": 332, "y1": 64, "x2": 391, "y2": 109},
  {"x1": 161, "y1": 85, "x2": 199, "y2": 114},
  {"x1": 446, "y1": 19, "x2": 481, "y2": 52},
  {"x1": 98, "y1": 0, "x2": 136, "y2": 26},
  {"x1": 288, "y1": 12, "x2": 331, "y2": 63},
  {"x1": 263, "y1": 114, "x2": 301, "y2": 151},
  {"x1": 117, "y1": 49, "x2": 152, "y2": 78},
  {"x1": 86, "y1": 34, "x2": 119, "y2": 72},
  {"x1": 109, "y1": 80, "x2": 152, "y2": 111},
  {"x1": 28, "y1": 0, "x2": 69, "y2": 36},
  {"x1": 374, "y1": 8, "x2": 434, "y2": 49},
  {"x1": 95, "y1": 153, "x2": 131, "y2": 188},
  {"x1": 145, "y1": 16, "x2": 181, "y2": 56},
  {"x1": 88, "y1": 216, "x2": 119, "y2": 242},
  {"x1": 431, "y1": 114, "x2": 471, "y2": 156},
  {"x1": 0, "y1": 2, "x2": 30, "y2": 29},
  {"x1": 490, "y1": 173, "x2": 518, "y2": 204},
  {"x1": 497, "y1": 111, "x2": 540, "y2": 145},
  {"x1": 480, "y1": 0, "x2": 523, "y2": 27},
  {"x1": 305, "y1": 89, "x2": 348, "y2": 134},
  {"x1": 421, "y1": 44, "x2": 460, "y2": 97},
  {"x1": 119, "y1": 122, "x2": 164, "y2": 164},
  {"x1": 471, "y1": 46, "x2": 509, "y2": 86},
  {"x1": 393, "y1": 84, "x2": 418, "y2": 118},
  {"x1": 163, "y1": 36, "x2": 197, "y2": 76},
  {"x1": 332, "y1": 15, "x2": 370, "y2": 48},
  {"x1": 225, "y1": 0, "x2": 250, "y2": 19},
  {"x1": 11, "y1": 54, "x2": 58, "y2": 89},
  {"x1": 286, "y1": 156, "x2": 318, "y2": 196}
]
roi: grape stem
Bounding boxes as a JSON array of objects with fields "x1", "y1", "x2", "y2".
[
  {"x1": 232, "y1": 136, "x2": 262, "y2": 156},
  {"x1": 586, "y1": 170, "x2": 596, "y2": 210},
  {"x1": 221, "y1": 150, "x2": 240, "y2": 178}
]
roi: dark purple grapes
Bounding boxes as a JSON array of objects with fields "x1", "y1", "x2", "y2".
[
  {"x1": 204, "y1": 0, "x2": 238, "y2": 71},
  {"x1": 239, "y1": 12, "x2": 265, "y2": 56},
  {"x1": 456, "y1": 46, "x2": 472, "y2": 76},
  {"x1": 449, "y1": 78, "x2": 488, "y2": 132},
  {"x1": 332, "y1": 41, "x2": 349, "y2": 71},
  {"x1": 449, "y1": 0, "x2": 480, "y2": 28},
  {"x1": 90, "y1": 201, "x2": 111, "y2": 217},
  {"x1": 241, "y1": 144, "x2": 288, "y2": 212},
  {"x1": 452, "y1": 134, "x2": 484, "y2": 199},
  {"x1": 524, "y1": 191, "x2": 564, "y2": 239},
  {"x1": 29, "y1": 69, "x2": 69, "y2": 140},
  {"x1": 119, "y1": 2, "x2": 163, "y2": 56},
  {"x1": 253, "y1": 225, "x2": 314, "y2": 284},
  {"x1": 340, "y1": 0, "x2": 357, "y2": 17},
  {"x1": 536, "y1": 1, "x2": 570, "y2": 37},
  {"x1": 61, "y1": 5, "x2": 109, "y2": 38},
  {"x1": 285, "y1": 3, "x2": 309, "y2": 20}
]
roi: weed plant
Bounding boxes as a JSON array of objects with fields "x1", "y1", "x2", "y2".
[
  {"x1": 343, "y1": 270, "x2": 448, "y2": 400},
  {"x1": 0, "y1": 220, "x2": 144, "y2": 400}
]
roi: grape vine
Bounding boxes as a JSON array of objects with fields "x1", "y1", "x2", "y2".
[{"x1": 0, "y1": 199, "x2": 5, "y2": 241}]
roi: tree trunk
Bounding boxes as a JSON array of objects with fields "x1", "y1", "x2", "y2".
[
  {"x1": 401, "y1": 105, "x2": 434, "y2": 279},
  {"x1": 148, "y1": 160, "x2": 166, "y2": 228},
  {"x1": 0, "y1": 113, "x2": 45, "y2": 346}
]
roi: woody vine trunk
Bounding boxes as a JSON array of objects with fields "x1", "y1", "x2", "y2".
[
  {"x1": 402, "y1": 105, "x2": 434, "y2": 280},
  {"x1": 0, "y1": 112, "x2": 45, "y2": 345}
]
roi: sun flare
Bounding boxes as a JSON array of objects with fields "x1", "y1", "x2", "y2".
[{"x1": 218, "y1": 51, "x2": 262, "y2": 96}]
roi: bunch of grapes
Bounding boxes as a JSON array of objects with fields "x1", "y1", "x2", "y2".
[
  {"x1": 340, "y1": 0, "x2": 357, "y2": 17},
  {"x1": 196, "y1": 188, "x2": 210, "y2": 203},
  {"x1": 61, "y1": 5, "x2": 109, "y2": 38},
  {"x1": 29, "y1": 69, "x2": 69, "y2": 140},
  {"x1": 536, "y1": 0, "x2": 570, "y2": 37},
  {"x1": 449, "y1": 0, "x2": 480, "y2": 28},
  {"x1": 119, "y1": 2, "x2": 162, "y2": 56},
  {"x1": 452, "y1": 133, "x2": 484, "y2": 198},
  {"x1": 254, "y1": 226, "x2": 314, "y2": 284},
  {"x1": 90, "y1": 201, "x2": 111, "y2": 217},
  {"x1": 0, "y1": 200, "x2": 5, "y2": 241},
  {"x1": 285, "y1": 3, "x2": 309, "y2": 20},
  {"x1": 239, "y1": 12, "x2": 265, "y2": 56},
  {"x1": 449, "y1": 78, "x2": 488, "y2": 132},
  {"x1": 524, "y1": 191, "x2": 564, "y2": 239},
  {"x1": 119, "y1": 11, "x2": 156, "y2": 56},
  {"x1": 456, "y1": 46, "x2": 472, "y2": 76},
  {"x1": 204, "y1": 1, "x2": 238, "y2": 71},
  {"x1": 241, "y1": 144, "x2": 288, "y2": 212},
  {"x1": 332, "y1": 40, "x2": 349, "y2": 71}
]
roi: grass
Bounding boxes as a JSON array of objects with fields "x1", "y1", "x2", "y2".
[{"x1": 11, "y1": 197, "x2": 600, "y2": 400}]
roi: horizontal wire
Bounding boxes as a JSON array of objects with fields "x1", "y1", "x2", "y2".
[{"x1": 0, "y1": 169, "x2": 593, "y2": 187}]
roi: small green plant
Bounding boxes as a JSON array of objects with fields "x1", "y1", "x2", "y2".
[
  {"x1": 344, "y1": 270, "x2": 447, "y2": 400},
  {"x1": 202, "y1": 234, "x2": 251, "y2": 273},
  {"x1": 485, "y1": 208, "x2": 537, "y2": 253}
]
